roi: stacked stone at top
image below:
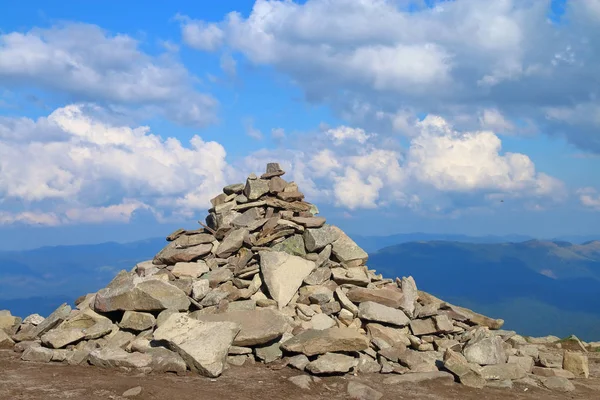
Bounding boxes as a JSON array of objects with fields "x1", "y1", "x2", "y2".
[{"x1": 1, "y1": 163, "x2": 592, "y2": 393}]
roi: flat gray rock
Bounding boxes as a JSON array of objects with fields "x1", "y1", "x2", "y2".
[
  {"x1": 88, "y1": 347, "x2": 152, "y2": 369},
  {"x1": 192, "y1": 309, "x2": 288, "y2": 346},
  {"x1": 216, "y1": 228, "x2": 248, "y2": 257},
  {"x1": 94, "y1": 275, "x2": 190, "y2": 312},
  {"x1": 154, "y1": 313, "x2": 240, "y2": 378},
  {"x1": 303, "y1": 225, "x2": 341, "y2": 252},
  {"x1": 542, "y1": 376, "x2": 575, "y2": 392},
  {"x1": 331, "y1": 230, "x2": 368, "y2": 264},
  {"x1": 259, "y1": 251, "x2": 315, "y2": 308},
  {"x1": 41, "y1": 328, "x2": 86, "y2": 349},
  {"x1": 244, "y1": 178, "x2": 269, "y2": 200},
  {"x1": 154, "y1": 242, "x2": 212, "y2": 265},
  {"x1": 358, "y1": 301, "x2": 410, "y2": 326},
  {"x1": 281, "y1": 327, "x2": 369, "y2": 356},
  {"x1": 119, "y1": 311, "x2": 156, "y2": 331},
  {"x1": 463, "y1": 335, "x2": 506, "y2": 365},
  {"x1": 346, "y1": 287, "x2": 404, "y2": 308},
  {"x1": 21, "y1": 347, "x2": 54, "y2": 363},
  {"x1": 306, "y1": 352, "x2": 357, "y2": 374}
]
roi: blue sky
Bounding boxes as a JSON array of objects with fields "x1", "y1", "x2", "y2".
[{"x1": 1, "y1": 0, "x2": 600, "y2": 250}]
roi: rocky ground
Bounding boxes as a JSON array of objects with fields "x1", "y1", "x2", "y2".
[{"x1": 1, "y1": 350, "x2": 599, "y2": 400}]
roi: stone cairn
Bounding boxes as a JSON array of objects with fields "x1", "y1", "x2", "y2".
[{"x1": 0, "y1": 163, "x2": 592, "y2": 392}]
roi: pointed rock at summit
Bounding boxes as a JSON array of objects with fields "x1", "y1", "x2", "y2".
[
  {"x1": 154, "y1": 313, "x2": 240, "y2": 378},
  {"x1": 259, "y1": 251, "x2": 315, "y2": 308},
  {"x1": 261, "y1": 162, "x2": 286, "y2": 179},
  {"x1": 94, "y1": 274, "x2": 190, "y2": 312}
]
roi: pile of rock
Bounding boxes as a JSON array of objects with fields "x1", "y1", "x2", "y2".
[{"x1": 0, "y1": 163, "x2": 592, "y2": 392}]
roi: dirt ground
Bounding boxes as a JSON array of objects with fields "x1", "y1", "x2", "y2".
[{"x1": 1, "y1": 350, "x2": 599, "y2": 400}]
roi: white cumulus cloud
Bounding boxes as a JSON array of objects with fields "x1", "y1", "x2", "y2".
[
  {"x1": 0, "y1": 23, "x2": 218, "y2": 127},
  {"x1": 0, "y1": 104, "x2": 231, "y2": 225}
]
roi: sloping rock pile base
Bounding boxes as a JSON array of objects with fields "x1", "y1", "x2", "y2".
[{"x1": 1, "y1": 163, "x2": 592, "y2": 393}]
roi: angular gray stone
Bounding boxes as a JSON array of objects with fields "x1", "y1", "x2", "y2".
[
  {"x1": 0, "y1": 329, "x2": 14, "y2": 349},
  {"x1": 94, "y1": 276, "x2": 190, "y2": 312},
  {"x1": 335, "y1": 288, "x2": 359, "y2": 316},
  {"x1": 288, "y1": 375, "x2": 312, "y2": 390},
  {"x1": 255, "y1": 341, "x2": 282, "y2": 363},
  {"x1": 304, "y1": 267, "x2": 331, "y2": 286},
  {"x1": 41, "y1": 328, "x2": 86, "y2": 349},
  {"x1": 463, "y1": 335, "x2": 506, "y2": 365},
  {"x1": 216, "y1": 228, "x2": 248, "y2": 257},
  {"x1": 259, "y1": 251, "x2": 315, "y2": 308},
  {"x1": 563, "y1": 351, "x2": 589, "y2": 378},
  {"x1": 359, "y1": 301, "x2": 410, "y2": 327},
  {"x1": 146, "y1": 347, "x2": 187, "y2": 374},
  {"x1": 346, "y1": 287, "x2": 404, "y2": 308},
  {"x1": 191, "y1": 279, "x2": 211, "y2": 301},
  {"x1": 443, "y1": 349, "x2": 485, "y2": 388},
  {"x1": 272, "y1": 234, "x2": 307, "y2": 257},
  {"x1": 119, "y1": 311, "x2": 156, "y2": 332},
  {"x1": 347, "y1": 382, "x2": 383, "y2": 400},
  {"x1": 192, "y1": 309, "x2": 288, "y2": 346},
  {"x1": 171, "y1": 261, "x2": 209, "y2": 278},
  {"x1": 287, "y1": 354, "x2": 310, "y2": 370},
  {"x1": 23, "y1": 314, "x2": 45, "y2": 326},
  {"x1": 539, "y1": 351, "x2": 563, "y2": 368},
  {"x1": 400, "y1": 276, "x2": 418, "y2": 317},
  {"x1": 331, "y1": 230, "x2": 368, "y2": 264},
  {"x1": 480, "y1": 363, "x2": 526, "y2": 380},
  {"x1": 268, "y1": 176, "x2": 288, "y2": 193},
  {"x1": 291, "y1": 216, "x2": 326, "y2": 228},
  {"x1": 123, "y1": 387, "x2": 143, "y2": 397},
  {"x1": 21, "y1": 347, "x2": 54, "y2": 363},
  {"x1": 306, "y1": 352, "x2": 357, "y2": 374},
  {"x1": 542, "y1": 377, "x2": 575, "y2": 392},
  {"x1": 310, "y1": 313, "x2": 336, "y2": 330},
  {"x1": 224, "y1": 183, "x2": 245, "y2": 195},
  {"x1": 232, "y1": 208, "x2": 262, "y2": 228},
  {"x1": 153, "y1": 313, "x2": 240, "y2": 377},
  {"x1": 507, "y1": 355, "x2": 534, "y2": 373},
  {"x1": 244, "y1": 178, "x2": 270, "y2": 200},
  {"x1": 532, "y1": 366, "x2": 575, "y2": 378},
  {"x1": 303, "y1": 225, "x2": 341, "y2": 252},
  {"x1": 199, "y1": 290, "x2": 229, "y2": 307},
  {"x1": 331, "y1": 267, "x2": 370, "y2": 286},
  {"x1": 446, "y1": 304, "x2": 504, "y2": 330},
  {"x1": 410, "y1": 318, "x2": 438, "y2": 336},
  {"x1": 88, "y1": 347, "x2": 152, "y2": 369},
  {"x1": 281, "y1": 327, "x2": 369, "y2": 356},
  {"x1": 154, "y1": 242, "x2": 212, "y2": 265},
  {"x1": 31, "y1": 303, "x2": 72, "y2": 339},
  {"x1": 200, "y1": 268, "x2": 234, "y2": 287}
]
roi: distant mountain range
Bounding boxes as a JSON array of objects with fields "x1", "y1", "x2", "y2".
[
  {"x1": 1, "y1": 233, "x2": 599, "y2": 341},
  {"x1": 368, "y1": 239, "x2": 600, "y2": 340}
]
